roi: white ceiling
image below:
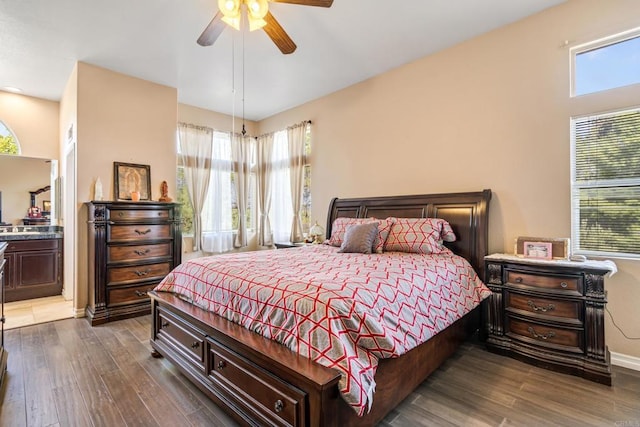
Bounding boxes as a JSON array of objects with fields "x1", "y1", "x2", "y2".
[{"x1": 0, "y1": 0, "x2": 565, "y2": 121}]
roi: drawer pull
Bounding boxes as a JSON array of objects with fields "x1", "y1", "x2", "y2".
[
  {"x1": 161, "y1": 321, "x2": 169, "y2": 328},
  {"x1": 527, "y1": 300, "x2": 555, "y2": 313},
  {"x1": 135, "y1": 228, "x2": 151, "y2": 235},
  {"x1": 560, "y1": 282, "x2": 568, "y2": 288},
  {"x1": 134, "y1": 249, "x2": 150, "y2": 256},
  {"x1": 528, "y1": 326, "x2": 556, "y2": 341},
  {"x1": 190, "y1": 341, "x2": 200, "y2": 349},
  {"x1": 118, "y1": 212, "x2": 124, "y2": 217},
  {"x1": 134, "y1": 269, "x2": 150, "y2": 277},
  {"x1": 274, "y1": 399, "x2": 284, "y2": 413},
  {"x1": 514, "y1": 277, "x2": 523, "y2": 283},
  {"x1": 134, "y1": 290, "x2": 148, "y2": 297},
  {"x1": 217, "y1": 360, "x2": 226, "y2": 370}
]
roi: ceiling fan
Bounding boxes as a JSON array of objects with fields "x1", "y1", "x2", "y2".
[{"x1": 197, "y1": 0, "x2": 334, "y2": 54}]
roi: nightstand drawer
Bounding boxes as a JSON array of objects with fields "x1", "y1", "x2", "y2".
[
  {"x1": 506, "y1": 269, "x2": 582, "y2": 296},
  {"x1": 505, "y1": 291, "x2": 582, "y2": 325},
  {"x1": 506, "y1": 316, "x2": 584, "y2": 354}
]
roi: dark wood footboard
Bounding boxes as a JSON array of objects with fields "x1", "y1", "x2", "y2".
[{"x1": 149, "y1": 291, "x2": 480, "y2": 427}]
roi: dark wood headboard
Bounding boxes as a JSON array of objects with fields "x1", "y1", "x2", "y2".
[{"x1": 326, "y1": 189, "x2": 492, "y2": 278}]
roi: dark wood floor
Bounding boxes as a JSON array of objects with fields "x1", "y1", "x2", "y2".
[{"x1": 1, "y1": 316, "x2": 639, "y2": 427}]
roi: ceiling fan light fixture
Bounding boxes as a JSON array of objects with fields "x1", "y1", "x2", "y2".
[
  {"x1": 247, "y1": 0, "x2": 268, "y2": 31},
  {"x1": 222, "y1": 14, "x2": 241, "y2": 30}
]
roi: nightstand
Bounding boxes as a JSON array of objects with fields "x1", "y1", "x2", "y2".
[
  {"x1": 274, "y1": 242, "x2": 309, "y2": 249},
  {"x1": 484, "y1": 253, "x2": 615, "y2": 385}
]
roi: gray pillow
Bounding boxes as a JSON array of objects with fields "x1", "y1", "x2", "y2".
[{"x1": 338, "y1": 222, "x2": 379, "y2": 254}]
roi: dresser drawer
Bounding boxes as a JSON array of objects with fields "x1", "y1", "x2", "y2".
[
  {"x1": 506, "y1": 269, "x2": 582, "y2": 296},
  {"x1": 156, "y1": 307, "x2": 206, "y2": 370},
  {"x1": 208, "y1": 338, "x2": 306, "y2": 427},
  {"x1": 107, "y1": 283, "x2": 157, "y2": 307},
  {"x1": 109, "y1": 208, "x2": 171, "y2": 221},
  {"x1": 109, "y1": 224, "x2": 171, "y2": 242},
  {"x1": 107, "y1": 262, "x2": 171, "y2": 285},
  {"x1": 505, "y1": 291, "x2": 582, "y2": 326},
  {"x1": 506, "y1": 316, "x2": 584, "y2": 354},
  {"x1": 108, "y1": 243, "x2": 171, "y2": 263}
]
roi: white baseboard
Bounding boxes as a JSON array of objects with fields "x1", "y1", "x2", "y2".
[{"x1": 611, "y1": 351, "x2": 640, "y2": 371}]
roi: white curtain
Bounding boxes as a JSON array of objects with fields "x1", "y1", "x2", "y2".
[
  {"x1": 177, "y1": 123, "x2": 213, "y2": 252},
  {"x1": 256, "y1": 132, "x2": 275, "y2": 247},
  {"x1": 287, "y1": 122, "x2": 308, "y2": 243},
  {"x1": 201, "y1": 131, "x2": 235, "y2": 253},
  {"x1": 270, "y1": 131, "x2": 293, "y2": 243},
  {"x1": 232, "y1": 134, "x2": 252, "y2": 248}
]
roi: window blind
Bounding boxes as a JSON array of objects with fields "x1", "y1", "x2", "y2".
[{"x1": 572, "y1": 109, "x2": 640, "y2": 256}]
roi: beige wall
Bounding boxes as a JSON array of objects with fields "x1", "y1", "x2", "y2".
[
  {"x1": 73, "y1": 62, "x2": 178, "y2": 312},
  {"x1": 259, "y1": 0, "x2": 640, "y2": 359},
  {"x1": 0, "y1": 92, "x2": 59, "y2": 160}
]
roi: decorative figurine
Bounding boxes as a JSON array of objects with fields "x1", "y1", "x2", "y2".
[
  {"x1": 159, "y1": 180, "x2": 172, "y2": 202},
  {"x1": 94, "y1": 177, "x2": 103, "y2": 201}
]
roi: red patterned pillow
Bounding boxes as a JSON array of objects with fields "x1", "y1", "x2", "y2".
[
  {"x1": 384, "y1": 217, "x2": 457, "y2": 254},
  {"x1": 326, "y1": 217, "x2": 394, "y2": 253}
]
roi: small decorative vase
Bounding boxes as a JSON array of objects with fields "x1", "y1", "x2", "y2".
[
  {"x1": 131, "y1": 191, "x2": 141, "y2": 202},
  {"x1": 94, "y1": 177, "x2": 103, "y2": 201}
]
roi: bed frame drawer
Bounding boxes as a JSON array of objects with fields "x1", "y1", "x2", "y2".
[
  {"x1": 207, "y1": 337, "x2": 307, "y2": 427},
  {"x1": 156, "y1": 307, "x2": 206, "y2": 371}
]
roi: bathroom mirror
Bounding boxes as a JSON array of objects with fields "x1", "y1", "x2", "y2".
[{"x1": 0, "y1": 154, "x2": 57, "y2": 225}]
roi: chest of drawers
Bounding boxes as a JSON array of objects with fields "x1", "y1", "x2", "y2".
[
  {"x1": 484, "y1": 254, "x2": 613, "y2": 385},
  {"x1": 86, "y1": 201, "x2": 181, "y2": 325}
]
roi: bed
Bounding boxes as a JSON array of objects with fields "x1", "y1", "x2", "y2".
[{"x1": 148, "y1": 189, "x2": 491, "y2": 426}]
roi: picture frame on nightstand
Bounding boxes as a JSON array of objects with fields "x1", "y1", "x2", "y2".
[{"x1": 515, "y1": 236, "x2": 570, "y2": 260}]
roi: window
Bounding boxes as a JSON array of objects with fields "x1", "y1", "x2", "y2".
[
  {"x1": 572, "y1": 29, "x2": 640, "y2": 96},
  {"x1": 177, "y1": 129, "x2": 256, "y2": 236},
  {"x1": 269, "y1": 125, "x2": 312, "y2": 242},
  {"x1": 0, "y1": 120, "x2": 20, "y2": 154},
  {"x1": 571, "y1": 108, "x2": 640, "y2": 257}
]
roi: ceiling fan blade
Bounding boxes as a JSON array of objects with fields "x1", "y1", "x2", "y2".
[
  {"x1": 197, "y1": 12, "x2": 225, "y2": 46},
  {"x1": 263, "y1": 11, "x2": 297, "y2": 54},
  {"x1": 269, "y1": 0, "x2": 333, "y2": 7}
]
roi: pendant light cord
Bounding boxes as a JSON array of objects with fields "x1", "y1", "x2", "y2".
[{"x1": 242, "y1": 18, "x2": 246, "y2": 136}]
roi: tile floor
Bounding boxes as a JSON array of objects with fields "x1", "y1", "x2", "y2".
[{"x1": 4, "y1": 295, "x2": 74, "y2": 330}]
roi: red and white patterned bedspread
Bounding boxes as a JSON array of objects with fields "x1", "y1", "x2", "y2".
[{"x1": 154, "y1": 244, "x2": 491, "y2": 415}]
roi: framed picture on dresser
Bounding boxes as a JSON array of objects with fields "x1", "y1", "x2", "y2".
[{"x1": 114, "y1": 162, "x2": 151, "y2": 201}]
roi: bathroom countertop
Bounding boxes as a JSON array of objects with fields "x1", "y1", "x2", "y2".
[{"x1": 0, "y1": 232, "x2": 63, "y2": 241}]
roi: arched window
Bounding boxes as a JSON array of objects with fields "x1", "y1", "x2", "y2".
[{"x1": 0, "y1": 120, "x2": 20, "y2": 154}]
